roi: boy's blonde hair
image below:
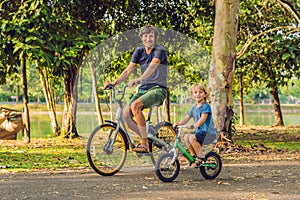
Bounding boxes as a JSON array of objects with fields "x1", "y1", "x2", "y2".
[{"x1": 190, "y1": 83, "x2": 209, "y2": 102}]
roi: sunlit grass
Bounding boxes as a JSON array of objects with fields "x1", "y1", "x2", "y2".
[
  {"x1": 0, "y1": 141, "x2": 89, "y2": 171},
  {"x1": 1, "y1": 127, "x2": 299, "y2": 172},
  {"x1": 235, "y1": 141, "x2": 300, "y2": 151}
]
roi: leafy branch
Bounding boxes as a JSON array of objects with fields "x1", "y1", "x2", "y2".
[
  {"x1": 236, "y1": 26, "x2": 299, "y2": 59},
  {"x1": 278, "y1": 0, "x2": 300, "y2": 24}
]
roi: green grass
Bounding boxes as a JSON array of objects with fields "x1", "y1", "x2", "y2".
[
  {"x1": 0, "y1": 139, "x2": 89, "y2": 172},
  {"x1": 1, "y1": 104, "x2": 300, "y2": 172},
  {"x1": 232, "y1": 126, "x2": 300, "y2": 151},
  {"x1": 234, "y1": 141, "x2": 300, "y2": 151}
]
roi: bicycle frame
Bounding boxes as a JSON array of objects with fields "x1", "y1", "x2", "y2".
[
  {"x1": 169, "y1": 126, "x2": 216, "y2": 168},
  {"x1": 104, "y1": 84, "x2": 171, "y2": 152},
  {"x1": 169, "y1": 126, "x2": 195, "y2": 164}
]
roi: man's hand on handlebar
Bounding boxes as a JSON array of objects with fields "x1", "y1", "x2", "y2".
[
  {"x1": 102, "y1": 82, "x2": 114, "y2": 90},
  {"x1": 128, "y1": 79, "x2": 141, "y2": 88}
]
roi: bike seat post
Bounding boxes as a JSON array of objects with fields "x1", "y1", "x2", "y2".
[
  {"x1": 146, "y1": 104, "x2": 162, "y2": 135},
  {"x1": 146, "y1": 106, "x2": 154, "y2": 135}
]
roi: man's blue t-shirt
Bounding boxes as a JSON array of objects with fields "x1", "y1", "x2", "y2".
[
  {"x1": 131, "y1": 45, "x2": 168, "y2": 90},
  {"x1": 188, "y1": 102, "x2": 216, "y2": 135}
]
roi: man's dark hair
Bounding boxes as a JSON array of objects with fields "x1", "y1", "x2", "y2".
[{"x1": 139, "y1": 25, "x2": 159, "y2": 41}]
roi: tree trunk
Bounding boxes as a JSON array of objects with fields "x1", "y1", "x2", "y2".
[
  {"x1": 62, "y1": 65, "x2": 80, "y2": 138},
  {"x1": 239, "y1": 74, "x2": 245, "y2": 125},
  {"x1": 22, "y1": 53, "x2": 30, "y2": 143},
  {"x1": 270, "y1": 86, "x2": 284, "y2": 126},
  {"x1": 38, "y1": 67, "x2": 61, "y2": 136},
  {"x1": 91, "y1": 64, "x2": 103, "y2": 125},
  {"x1": 209, "y1": 0, "x2": 240, "y2": 140}
]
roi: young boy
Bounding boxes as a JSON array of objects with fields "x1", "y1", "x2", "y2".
[{"x1": 174, "y1": 84, "x2": 216, "y2": 166}]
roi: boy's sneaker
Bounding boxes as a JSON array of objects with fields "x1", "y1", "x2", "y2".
[{"x1": 191, "y1": 156, "x2": 205, "y2": 168}]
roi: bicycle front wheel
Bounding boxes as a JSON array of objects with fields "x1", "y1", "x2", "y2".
[
  {"x1": 155, "y1": 153, "x2": 180, "y2": 182},
  {"x1": 149, "y1": 122, "x2": 177, "y2": 165},
  {"x1": 86, "y1": 124, "x2": 128, "y2": 176}
]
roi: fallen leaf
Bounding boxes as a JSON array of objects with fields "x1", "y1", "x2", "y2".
[{"x1": 217, "y1": 181, "x2": 230, "y2": 185}]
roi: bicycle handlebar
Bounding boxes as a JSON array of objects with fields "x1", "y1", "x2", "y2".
[
  {"x1": 104, "y1": 84, "x2": 128, "y2": 102},
  {"x1": 174, "y1": 125, "x2": 188, "y2": 129}
]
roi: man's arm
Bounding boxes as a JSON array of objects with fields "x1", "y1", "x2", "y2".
[
  {"x1": 128, "y1": 58, "x2": 160, "y2": 87},
  {"x1": 113, "y1": 62, "x2": 136, "y2": 86},
  {"x1": 103, "y1": 62, "x2": 136, "y2": 89}
]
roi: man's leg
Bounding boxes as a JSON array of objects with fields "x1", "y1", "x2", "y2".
[
  {"x1": 131, "y1": 99, "x2": 149, "y2": 151},
  {"x1": 123, "y1": 106, "x2": 140, "y2": 137},
  {"x1": 129, "y1": 87, "x2": 166, "y2": 152}
]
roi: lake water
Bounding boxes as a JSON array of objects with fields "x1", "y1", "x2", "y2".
[{"x1": 27, "y1": 111, "x2": 300, "y2": 138}]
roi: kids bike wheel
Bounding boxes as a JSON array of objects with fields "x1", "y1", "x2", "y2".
[
  {"x1": 86, "y1": 124, "x2": 128, "y2": 176},
  {"x1": 155, "y1": 153, "x2": 180, "y2": 182},
  {"x1": 200, "y1": 151, "x2": 222, "y2": 179},
  {"x1": 149, "y1": 122, "x2": 177, "y2": 165}
]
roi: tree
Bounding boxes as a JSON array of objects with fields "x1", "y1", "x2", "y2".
[
  {"x1": 0, "y1": 0, "x2": 44, "y2": 142},
  {"x1": 236, "y1": 0, "x2": 300, "y2": 126},
  {"x1": 209, "y1": 0, "x2": 240, "y2": 140}
]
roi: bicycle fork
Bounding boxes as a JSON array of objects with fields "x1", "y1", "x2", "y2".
[{"x1": 103, "y1": 123, "x2": 123, "y2": 154}]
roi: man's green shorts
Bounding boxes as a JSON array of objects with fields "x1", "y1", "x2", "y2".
[{"x1": 129, "y1": 86, "x2": 167, "y2": 108}]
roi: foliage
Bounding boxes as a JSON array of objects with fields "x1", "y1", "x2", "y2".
[
  {"x1": 1, "y1": 0, "x2": 300, "y2": 136},
  {"x1": 235, "y1": 0, "x2": 300, "y2": 97}
]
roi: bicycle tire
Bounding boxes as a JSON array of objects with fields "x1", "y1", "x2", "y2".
[
  {"x1": 155, "y1": 153, "x2": 180, "y2": 182},
  {"x1": 200, "y1": 151, "x2": 222, "y2": 179},
  {"x1": 149, "y1": 122, "x2": 177, "y2": 165},
  {"x1": 86, "y1": 123, "x2": 128, "y2": 176}
]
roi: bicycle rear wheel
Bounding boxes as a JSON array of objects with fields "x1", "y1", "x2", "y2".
[
  {"x1": 86, "y1": 124, "x2": 128, "y2": 176},
  {"x1": 200, "y1": 151, "x2": 222, "y2": 179},
  {"x1": 149, "y1": 122, "x2": 177, "y2": 165}
]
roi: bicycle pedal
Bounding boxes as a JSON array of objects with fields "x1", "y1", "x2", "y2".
[{"x1": 154, "y1": 142, "x2": 162, "y2": 149}]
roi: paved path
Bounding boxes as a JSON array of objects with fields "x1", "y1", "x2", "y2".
[{"x1": 0, "y1": 161, "x2": 299, "y2": 200}]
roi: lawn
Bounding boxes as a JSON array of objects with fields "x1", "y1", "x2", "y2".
[{"x1": 1, "y1": 125, "x2": 299, "y2": 172}]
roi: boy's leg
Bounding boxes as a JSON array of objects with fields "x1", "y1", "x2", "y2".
[
  {"x1": 193, "y1": 134, "x2": 205, "y2": 158},
  {"x1": 191, "y1": 139, "x2": 202, "y2": 157},
  {"x1": 185, "y1": 133, "x2": 196, "y2": 156},
  {"x1": 188, "y1": 134, "x2": 203, "y2": 167}
]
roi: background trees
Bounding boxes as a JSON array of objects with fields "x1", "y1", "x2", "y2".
[
  {"x1": 1, "y1": 0, "x2": 299, "y2": 141},
  {"x1": 236, "y1": 0, "x2": 300, "y2": 126}
]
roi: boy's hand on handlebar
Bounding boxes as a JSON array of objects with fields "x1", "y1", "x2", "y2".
[
  {"x1": 173, "y1": 123, "x2": 180, "y2": 128},
  {"x1": 187, "y1": 124, "x2": 195, "y2": 129}
]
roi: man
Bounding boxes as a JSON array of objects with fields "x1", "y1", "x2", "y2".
[{"x1": 103, "y1": 25, "x2": 168, "y2": 153}]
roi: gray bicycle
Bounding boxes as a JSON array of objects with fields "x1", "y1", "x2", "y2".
[{"x1": 86, "y1": 84, "x2": 176, "y2": 176}]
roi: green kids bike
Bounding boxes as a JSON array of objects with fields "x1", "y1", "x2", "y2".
[{"x1": 155, "y1": 126, "x2": 222, "y2": 182}]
